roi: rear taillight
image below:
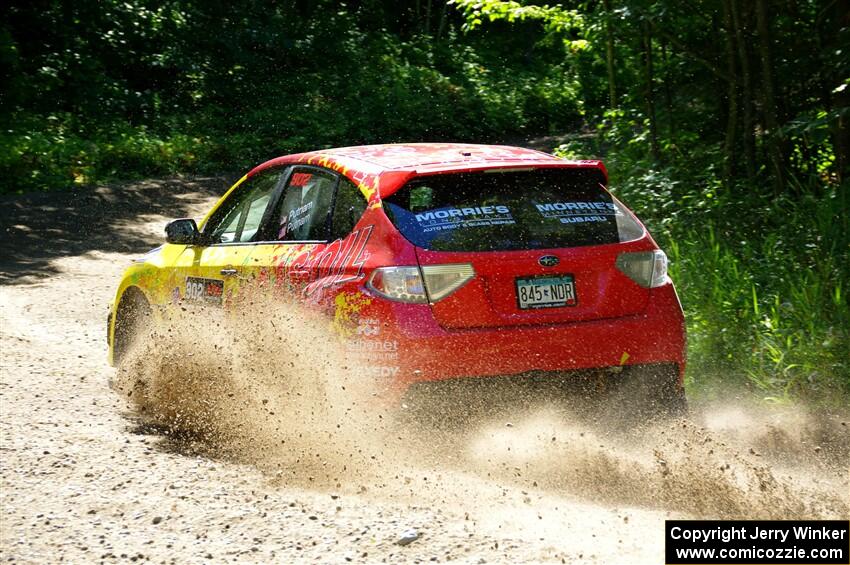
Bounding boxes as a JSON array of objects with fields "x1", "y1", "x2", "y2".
[
  {"x1": 367, "y1": 264, "x2": 475, "y2": 303},
  {"x1": 616, "y1": 250, "x2": 668, "y2": 288},
  {"x1": 420, "y1": 264, "x2": 475, "y2": 301},
  {"x1": 367, "y1": 267, "x2": 428, "y2": 303}
]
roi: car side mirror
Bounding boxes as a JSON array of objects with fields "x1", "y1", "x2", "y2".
[{"x1": 165, "y1": 218, "x2": 202, "y2": 245}]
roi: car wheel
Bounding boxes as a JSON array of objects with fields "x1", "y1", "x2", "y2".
[
  {"x1": 113, "y1": 287, "x2": 152, "y2": 366},
  {"x1": 604, "y1": 363, "x2": 688, "y2": 425}
]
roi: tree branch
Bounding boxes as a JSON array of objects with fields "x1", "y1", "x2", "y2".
[{"x1": 652, "y1": 25, "x2": 731, "y2": 83}]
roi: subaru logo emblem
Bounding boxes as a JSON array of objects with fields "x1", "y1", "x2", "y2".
[{"x1": 538, "y1": 255, "x2": 559, "y2": 267}]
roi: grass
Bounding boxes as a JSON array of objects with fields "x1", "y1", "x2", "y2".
[
  {"x1": 670, "y1": 210, "x2": 849, "y2": 404},
  {"x1": 557, "y1": 140, "x2": 850, "y2": 405}
]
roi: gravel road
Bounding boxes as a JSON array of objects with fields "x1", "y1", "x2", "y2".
[{"x1": 1, "y1": 177, "x2": 847, "y2": 564}]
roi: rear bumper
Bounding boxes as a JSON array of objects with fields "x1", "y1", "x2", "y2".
[{"x1": 374, "y1": 283, "x2": 686, "y2": 395}]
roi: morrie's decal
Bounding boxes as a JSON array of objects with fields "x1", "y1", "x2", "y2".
[
  {"x1": 414, "y1": 205, "x2": 511, "y2": 222},
  {"x1": 185, "y1": 277, "x2": 224, "y2": 304},
  {"x1": 535, "y1": 201, "x2": 616, "y2": 225},
  {"x1": 558, "y1": 215, "x2": 609, "y2": 224},
  {"x1": 414, "y1": 205, "x2": 515, "y2": 232},
  {"x1": 535, "y1": 201, "x2": 615, "y2": 212}
]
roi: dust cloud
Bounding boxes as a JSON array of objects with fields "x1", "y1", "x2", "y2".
[
  {"x1": 115, "y1": 291, "x2": 849, "y2": 524},
  {"x1": 114, "y1": 292, "x2": 397, "y2": 489}
]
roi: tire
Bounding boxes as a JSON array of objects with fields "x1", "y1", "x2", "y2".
[
  {"x1": 112, "y1": 287, "x2": 152, "y2": 366},
  {"x1": 604, "y1": 363, "x2": 688, "y2": 425}
]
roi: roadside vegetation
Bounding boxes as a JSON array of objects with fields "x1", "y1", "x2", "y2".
[{"x1": 1, "y1": 0, "x2": 847, "y2": 402}]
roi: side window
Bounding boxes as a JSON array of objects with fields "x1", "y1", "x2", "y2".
[
  {"x1": 330, "y1": 179, "x2": 367, "y2": 239},
  {"x1": 205, "y1": 170, "x2": 283, "y2": 244},
  {"x1": 275, "y1": 168, "x2": 337, "y2": 241}
]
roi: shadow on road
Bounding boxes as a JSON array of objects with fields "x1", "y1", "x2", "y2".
[{"x1": 0, "y1": 176, "x2": 233, "y2": 284}]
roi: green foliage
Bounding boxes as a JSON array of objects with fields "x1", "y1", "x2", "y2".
[
  {"x1": 450, "y1": 0, "x2": 588, "y2": 50},
  {"x1": 0, "y1": 116, "x2": 204, "y2": 189},
  {"x1": 0, "y1": 1, "x2": 583, "y2": 192},
  {"x1": 556, "y1": 139, "x2": 850, "y2": 403}
]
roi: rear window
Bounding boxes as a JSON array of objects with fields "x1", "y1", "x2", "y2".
[{"x1": 383, "y1": 168, "x2": 643, "y2": 252}]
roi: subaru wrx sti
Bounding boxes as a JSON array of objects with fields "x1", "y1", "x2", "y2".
[{"x1": 108, "y1": 144, "x2": 687, "y2": 414}]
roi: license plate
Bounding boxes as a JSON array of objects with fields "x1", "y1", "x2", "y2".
[{"x1": 516, "y1": 275, "x2": 577, "y2": 309}]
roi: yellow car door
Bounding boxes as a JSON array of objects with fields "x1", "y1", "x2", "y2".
[{"x1": 173, "y1": 168, "x2": 287, "y2": 306}]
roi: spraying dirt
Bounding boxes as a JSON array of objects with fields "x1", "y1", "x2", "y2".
[{"x1": 1, "y1": 177, "x2": 847, "y2": 564}]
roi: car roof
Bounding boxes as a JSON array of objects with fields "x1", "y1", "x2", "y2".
[
  {"x1": 308, "y1": 143, "x2": 560, "y2": 170},
  {"x1": 248, "y1": 143, "x2": 606, "y2": 200}
]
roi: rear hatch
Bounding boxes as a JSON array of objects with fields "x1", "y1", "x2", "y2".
[{"x1": 382, "y1": 167, "x2": 651, "y2": 329}]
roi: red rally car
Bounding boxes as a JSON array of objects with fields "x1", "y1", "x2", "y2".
[{"x1": 108, "y1": 143, "x2": 687, "y2": 414}]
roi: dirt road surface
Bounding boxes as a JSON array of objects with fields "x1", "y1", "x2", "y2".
[{"x1": 1, "y1": 178, "x2": 847, "y2": 564}]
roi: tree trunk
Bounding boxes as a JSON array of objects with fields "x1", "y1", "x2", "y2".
[
  {"x1": 643, "y1": 21, "x2": 661, "y2": 163},
  {"x1": 731, "y1": 0, "x2": 756, "y2": 181},
  {"x1": 60, "y1": 0, "x2": 76, "y2": 114},
  {"x1": 654, "y1": 27, "x2": 731, "y2": 83},
  {"x1": 436, "y1": 1, "x2": 449, "y2": 41},
  {"x1": 425, "y1": 0, "x2": 433, "y2": 35},
  {"x1": 755, "y1": 0, "x2": 785, "y2": 193},
  {"x1": 722, "y1": 0, "x2": 739, "y2": 181},
  {"x1": 603, "y1": 0, "x2": 617, "y2": 109},
  {"x1": 661, "y1": 36, "x2": 675, "y2": 142},
  {"x1": 828, "y1": 0, "x2": 850, "y2": 183}
]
